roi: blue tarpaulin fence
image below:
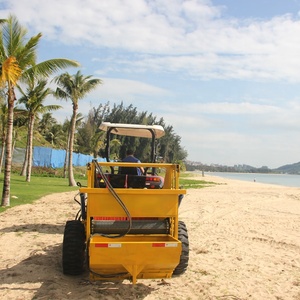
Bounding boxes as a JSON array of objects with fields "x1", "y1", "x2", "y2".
[{"x1": 32, "y1": 146, "x2": 105, "y2": 168}]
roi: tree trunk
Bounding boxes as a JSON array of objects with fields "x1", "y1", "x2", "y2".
[
  {"x1": 1, "y1": 86, "x2": 15, "y2": 206},
  {"x1": 63, "y1": 149, "x2": 68, "y2": 178},
  {"x1": 68, "y1": 108, "x2": 77, "y2": 186},
  {"x1": 20, "y1": 133, "x2": 30, "y2": 176},
  {"x1": 20, "y1": 149, "x2": 28, "y2": 176},
  {"x1": 26, "y1": 114, "x2": 35, "y2": 182},
  {"x1": 0, "y1": 133, "x2": 6, "y2": 174},
  {"x1": 63, "y1": 132, "x2": 70, "y2": 178},
  {"x1": 12, "y1": 129, "x2": 17, "y2": 156}
]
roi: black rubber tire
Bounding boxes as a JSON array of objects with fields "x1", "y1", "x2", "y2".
[
  {"x1": 62, "y1": 220, "x2": 86, "y2": 275},
  {"x1": 178, "y1": 194, "x2": 184, "y2": 207},
  {"x1": 173, "y1": 220, "x2": 189, "y2": 276}
]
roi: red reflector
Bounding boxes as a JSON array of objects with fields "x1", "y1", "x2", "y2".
[
  {"x1": 95, "y1": 243, "x2": 122, "y2": 248},
  {"x1": 152, "y1": 243, "x2": 178, "y2": 248},
  {"x1": 152, "y1": 243, "x2": 165, "y2": 247},
  {"x1": 95, "y1": 244, "x2": 108, "y2": 248}
]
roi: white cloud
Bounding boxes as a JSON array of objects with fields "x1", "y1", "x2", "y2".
[
  {"x1": 160, "y1": 100, "x2": 281, "y2": 116},
  {"x1": 3, "y1": 0, "x2": 300, "y2": 81},
  {"x1": 98, "y1": 78, "x2": 170, "y2": 98}
]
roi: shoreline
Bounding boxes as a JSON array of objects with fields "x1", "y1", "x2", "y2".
[{"x1": 190, "y1": 171, "x2": 300, "y2": 188}]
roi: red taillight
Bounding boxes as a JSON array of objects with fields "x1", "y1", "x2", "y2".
[{"x1": 146, "y1": 176, "x2": 161, "y2": 182}]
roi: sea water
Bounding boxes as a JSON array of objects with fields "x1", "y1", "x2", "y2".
[{"x1": 202, "y1": 172, "x2": 300, "y2": 188}]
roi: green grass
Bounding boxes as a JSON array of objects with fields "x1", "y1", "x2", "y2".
[
  {"x1": 179, "y1": 178, "x2": 216, "y2": 189},
  {"x1": 179, "y1": 172, "x2": 216, "y2": 189},
  {"x1": 0, "y1": 174, "x2": 87, "y2": 213}
]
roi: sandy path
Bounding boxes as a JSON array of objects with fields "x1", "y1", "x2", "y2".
[{"x1": 0, "y1": 175, "x2": 299, "y2": 300}]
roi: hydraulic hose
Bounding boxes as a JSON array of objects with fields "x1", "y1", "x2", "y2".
[{"x1": 92, "y1": 159, "x2": 132, "y2": 238}]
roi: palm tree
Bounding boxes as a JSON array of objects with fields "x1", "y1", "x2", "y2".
[
  {"x1": 53, "y1": 71, "x2": 102, "y2": 186},
  {"x1": 18, "y1": 76, "x2": 61, "y2": 181},
  {"x1": 76, "y1": 103, "x2": 110, "y2": 157},
  {"x1": 46, "y1": 123, "x2": 65, "y2": 147},
  {"x1": 38, "y1": 112, "x2": 58, "y2": 138},
  {"x1": 0, "y1": 15, "x2": 79, "y2": 206}
]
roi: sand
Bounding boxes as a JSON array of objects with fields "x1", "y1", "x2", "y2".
[{"x1": 0, "y1": 175, "x2": 299, "y2": 300}]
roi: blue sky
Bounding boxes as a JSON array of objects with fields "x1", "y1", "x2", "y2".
[{"x1": 1, "y1": 0, "x2": 300, "y2": 168}]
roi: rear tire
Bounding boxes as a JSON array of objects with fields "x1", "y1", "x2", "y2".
[
  {"x1": 173, "y1": 220, "x2": 189, "y2": 276},
  {"x1": 62, "y1": 220, "x2": 86, "y2": 275}
]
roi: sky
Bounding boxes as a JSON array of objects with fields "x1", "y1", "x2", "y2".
[{"x1": 1, "y1": 0, "x2": 300, "y2": 168}]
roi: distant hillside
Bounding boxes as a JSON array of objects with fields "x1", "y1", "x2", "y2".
[
  {"x1": 274, "y1": 162, "x2": 300, "y2": 174},
  {"x1": 185, "y1": 161, "x2": 269, "y2": 173},
  {"x1": 186, "y1": 160, "x2": 300, "y2": 175}
]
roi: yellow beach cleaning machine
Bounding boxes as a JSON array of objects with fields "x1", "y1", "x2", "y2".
[{"x1": 62, "y1": 122, "x2": 189, "y2": 284}]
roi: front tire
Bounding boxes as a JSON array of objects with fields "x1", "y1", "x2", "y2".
[
  {"x1": 173, "y1": 221, "x2": 189, "y2": 276},
  {"x1": 62, "y1": 220, "x2": 86, "y2": 275}
]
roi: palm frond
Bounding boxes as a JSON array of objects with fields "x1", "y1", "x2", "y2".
[
  {"x1": 17, "y1": 33, "x2": 42, "y2": 68},
  {"x1": 0, "y1": 56, "x2": 22, "y2": 86},
  {"x1": 2, "y1": 15, "x2": 28, "y2": 57},
  {"x1": 54, "y1": 86, "x2": 70, "y2": 100},
  {"x1": 53, "y1": 70, "x2": 102, "y2": 103},
  {"x1": 28, "y1": 59, "x2": 80, "y2": 78}
]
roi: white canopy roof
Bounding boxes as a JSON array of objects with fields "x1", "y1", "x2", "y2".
[{"x1": 99, "y1": 122, "x2": 165, "y2": 139}]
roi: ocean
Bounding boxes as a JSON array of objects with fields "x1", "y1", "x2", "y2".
[{"x1": 202, "y1": 172, "x2": 300, "y2": 188}]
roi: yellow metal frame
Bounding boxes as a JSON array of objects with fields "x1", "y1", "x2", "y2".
[{"x1": 80, "y1": 161, "x2": 186, "y2": 284}]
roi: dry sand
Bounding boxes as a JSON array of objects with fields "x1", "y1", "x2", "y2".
[{"x1": 0, "y1": 175, "x2": 299, "y2": 300}]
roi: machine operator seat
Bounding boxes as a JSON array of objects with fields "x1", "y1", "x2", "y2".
[{"x1": 119, "y1": 166, "x2": 139, "y2": 176}]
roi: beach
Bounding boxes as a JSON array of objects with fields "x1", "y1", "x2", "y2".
[{"x1": 0, "y1": 175, "x2": 299, "y2": 300}]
